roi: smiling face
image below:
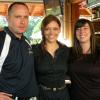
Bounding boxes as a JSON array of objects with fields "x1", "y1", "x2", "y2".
[
  {"x1": 7, "y1": 4, "x2": 29, "y2": 37},
  {"x1": 44, "y1": 21, "x2": 61, "y2": 43},
  {"x1": 76, "y1": 23, "x2": 91, "y2": 44}
]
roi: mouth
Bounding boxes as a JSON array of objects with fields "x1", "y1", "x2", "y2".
[
  {"x1": 19, "y1": 26, "x2": 25, "y2": 28},
  {"x1": 80, "y1": 35, "x2": 85, "y2": 38},
  {"x1": 19, "y1": 27, "x2": 26, "y2": 30}
]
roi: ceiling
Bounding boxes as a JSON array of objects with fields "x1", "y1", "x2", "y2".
[
  {"x1": 0, "y1": 0, "x2": 90, "y2": 16},
  {"x1": 0, "y1": 0, "x2": 44, "y2": 16},
  {"x1": 0, "y1": 0, "x2": 43, "y2": 2}
]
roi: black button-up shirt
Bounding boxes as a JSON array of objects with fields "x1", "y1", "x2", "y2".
[{"x1": 33, "y1": 42, "x2": 70, "y2": 88}]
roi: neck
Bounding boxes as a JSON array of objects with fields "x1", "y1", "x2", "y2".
[
  {"x1": 80, "y1": 41, "x2": 91, "y2": 54},
  {"x1": 45, "y1": 41, "x2": 59, "y2": 57},
  {"x1": 14, "y1": 33, "x2": 22, "y2": 39},
  {"x1": 9, "y1": 28, "x2": 22, "y2": 39},
  {"x1": 45, "y1": 41, "x2": 58, "y2": 47}
]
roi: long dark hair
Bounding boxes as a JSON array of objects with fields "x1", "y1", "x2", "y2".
[
  {"x1": 41, "y1": 14, "x2": 61, "y2": 50},
  {"x1": 73, "y1": 18, "x2": 95, "y2": 57}
]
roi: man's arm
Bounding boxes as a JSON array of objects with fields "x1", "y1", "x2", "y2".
[{"x1": 0, "y1": 92, "x2": 13, "y2": 100}]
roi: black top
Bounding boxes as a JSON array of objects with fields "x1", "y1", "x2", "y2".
[
  {"x1": 69, "y1": 47, "x2": 100, "y2": 100},
  {"x1": 32, "y1": 42, "x2": 70, "y2": 88},
  {"x1": 0, "y1": 27, "x2": 38, "y2": 97}
]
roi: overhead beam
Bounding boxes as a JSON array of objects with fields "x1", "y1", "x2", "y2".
[{"x1": 0, "y1": 0, "x2": 43, "y2": 3}]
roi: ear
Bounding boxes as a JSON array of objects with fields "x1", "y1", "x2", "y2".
[
  {"x1": 6, "y1": 16, "x2": 10, "y2": 24},
  {"x1": 6, "y1": 16, "x2": 8, "y2": 22},
  {"x1": 59, "y1": 27, "x2": 61, "y2": 33}
]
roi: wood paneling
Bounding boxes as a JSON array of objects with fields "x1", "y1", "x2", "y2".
[{"x1": 0, "y1": 2, "x2": 44, "y2": 16}]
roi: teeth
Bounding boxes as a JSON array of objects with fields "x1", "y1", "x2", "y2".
[
  {"x1": 49, "y1": 35, "x2": 55, "y2": 38},
  {"x1": 80, "y1": 36, "x2": 85, "y2": 37}
]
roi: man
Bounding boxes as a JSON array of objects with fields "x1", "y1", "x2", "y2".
[{"x1": 0, "y1": 2, "x2": 38, "y2": 100}]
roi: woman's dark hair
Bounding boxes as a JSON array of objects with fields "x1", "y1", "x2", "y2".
[
  {"x1": 8, "y1": 2, "x2": 29, "y2": 15},
  {"x1": 73, "y1": 18, "x2": 95, "y2": 57},
  {"x1": 41, "y1": 14, "x2": 61, "y2": 50}
]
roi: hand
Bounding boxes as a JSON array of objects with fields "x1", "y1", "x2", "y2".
[
  {"x1": 0, "y1": 92, "x2": 13, "y2": 100},
  {"x1": 65, "y1": 80, "x2": 71, "y2": 84}
]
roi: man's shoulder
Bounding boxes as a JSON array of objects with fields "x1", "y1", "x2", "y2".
[
  {"x1": 0, "y1": 30, "x2": 6, "y2": 37},
  {"x1": 0, "y1": 30, "x2": 7, "y2": 54},
  {"x1": 32, "y1": 43, "x2": 41, "y2": 49},
  {"x1": 0, "y1": 30, "x2": 7, "y2": 43},
  {"x1": 32, "y1": 44, "x2": 41, "y2": 55}
]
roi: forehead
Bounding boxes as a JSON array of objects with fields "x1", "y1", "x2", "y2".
[
  {"x1": 77, "y1": 23, "x2": 90, "y2": 28},
  {"x1": 10, "y1": 4, "x2": 29, "y2": 14},
  {"x1": 46, "y1": 21, "x2": 60, "y2": 27},
  {"x1": 83, "y1": 23, "x2": 89, "y2": 27}
]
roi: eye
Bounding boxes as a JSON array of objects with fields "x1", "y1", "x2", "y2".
[
  {"x1": 45, "y1": 28, "x2": 49, "y2": 31},
  {"x1": 84, "y1": 27, "x2": 88, "y2": 30},
  {"x1": 76, "y1": 28, "x2": 80, "y2": 31},
  {"x1": 15, "y1": 16, "x2": 21, "y2": 18},
  {"x1": 53, "y1": 27, "x2": 58, "y2": 31},
  {"x1": 24, "y1": 16, "x2": 29, "y2": 19}
]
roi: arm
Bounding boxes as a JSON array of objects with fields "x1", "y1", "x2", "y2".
[
  {"x1": 65, "y1": 47, "x2": 72, "y2": 85},
  {"x1": 0, "y1": 32, "x2": 12, "y2": 100},
  {"x1": 0, "y1": 92, "x2": 13, "y2": 100}
]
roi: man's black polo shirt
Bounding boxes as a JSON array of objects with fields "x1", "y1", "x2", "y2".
[{"x1": 0, "y1": 27, "x2": 38, "y2": 97}]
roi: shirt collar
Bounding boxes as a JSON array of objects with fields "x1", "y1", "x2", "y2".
[{"x1": 4, "y1": 27, "x2": 24, "y2": 40}]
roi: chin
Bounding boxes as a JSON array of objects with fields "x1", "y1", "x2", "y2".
[
  {"x1": 17, "y1": 32, "x2": 24, "y2": 35},
  {"x1": 19, "y1": 29, "x2": 26, "y2": 32},
  {"x1": 19, "y1": 30, "x2": 25, "y2": 33},
  {"x1": 48, "y1": 40, "x2": 56, "y2": 43},
  {"x1": 80, "y1": 41, "x2": 88, "y2": 44}
]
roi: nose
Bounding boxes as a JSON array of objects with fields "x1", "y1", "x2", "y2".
[
  {"x1": 21, "y1": 18, "x2": 25, "y2": 24},
  {"x1": 50, "y1": 28, "x2": 57, "y2": 33},
  {"x1": 79, "y1": 28, "x2": 84, "y2": 33},
  {"x1": 49, "y1": 29, "x2": 53, "y2": 33},
  {"x1": 21, "y1": 20, "x2": 25, "y2": 24}
]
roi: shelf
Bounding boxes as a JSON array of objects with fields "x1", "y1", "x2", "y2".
[
  {"x1": 92, "y1": 21, "x2": 100, "y2": 32},
  {"x1": 92, "y1": 18, "x2": 100, "y2": 22}
]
